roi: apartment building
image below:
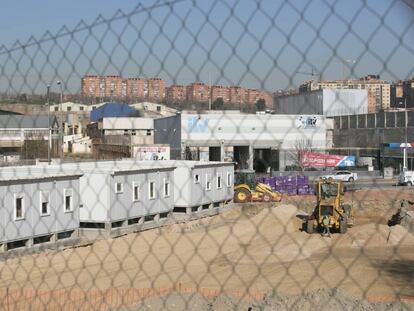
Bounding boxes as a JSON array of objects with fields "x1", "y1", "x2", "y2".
[
  {"x1": 81, "y1": 75, "x2": 166, "y2": 101},
  {"x1": 211, "y1": 85, "x2": 230, "y2": 102},
  {"x1": 166, "y1": 85, "x2": 187, "y2": 102},
  {"x1": 229, "y1": 86, "x2": 247, "y2": 104},
  {"x1": 126, "y1": 78, "x2": 145, "y2": 99},
  {"x1": 186, "y1": 82, "x2": 210, "y2": 102},
  {"x1": 245, "y1": 89, "x2": 273, "y2": 107},
  {"x1": 103, "y1": 76, "x2": 123, "y2": 98},
  {"x1": 81, "y1": 75, "x2": 105, "y2": 98},
  {"x1": 391, "y1": 78, "x2": 414, "y2": 109},
  {"x1": 299, "y1": 75, "x2": 391, "y2": 113},
  {"x1": 147, "y1": 78, "x2": 166, "y2": 101}
]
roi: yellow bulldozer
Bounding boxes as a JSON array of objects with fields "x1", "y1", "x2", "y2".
[
  {"x1": 233, "y1": 170, "x2": 282, "y2": 203},
  {"x1": 305, "y1": 178, "x2": 354, "y2": 234}
]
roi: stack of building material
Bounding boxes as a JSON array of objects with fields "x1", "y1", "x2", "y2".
[{"x1": 258, "y1": 175, "x2": 315, "y2": 196}]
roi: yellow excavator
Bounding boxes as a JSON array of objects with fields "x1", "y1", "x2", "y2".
[
  {"x1": 305, "y1": 178, "x2": 354, "y2": 234},
  {"x1": 234, "y1": 170, "x2": 282, "y2": 203}
]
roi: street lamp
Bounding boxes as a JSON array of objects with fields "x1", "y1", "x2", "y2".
[
  {"x1": 341, "y1": 59, "x2": 356, "y2": 80},
  {"x1": 56, "y1": 81, "x2": 64, "y2": 161},
  {"x1": 46, "y1": 85, "x2": 51, "y2": 165},
  {"x1": 401, "y1": 97, "x2": 408, "y2": 171}
]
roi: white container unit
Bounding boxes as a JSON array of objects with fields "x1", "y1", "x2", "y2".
[
  {"x1": 0, "y1": 168, "x2": 81, "y2": 250},
  {"x1": 36, "y1": 161, "x2": 176, "y2": 229},
  {"x1": 159, "y1": 161, "x2": 234, "y2": 213}
]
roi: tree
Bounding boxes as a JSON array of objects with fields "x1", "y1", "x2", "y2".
[
  {"x1": 212, "y1": 97, "x2": 224, "y2": 110},
  {"x1": 255, "y1": 98, "x2": 266, "y2": 111},
  {"x1": 288, "y1": 138, "x2": 314, "y2": 171}
]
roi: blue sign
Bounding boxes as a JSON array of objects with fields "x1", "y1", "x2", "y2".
[
  {"x1": 296, "y1": 116, "x2": 318, "y2": 129},
  {"x1": 187, "y1": 116, "x2": 209, "y2": 133},
  {"x1": 337, "y1": 155, "x2": 356, "y2": 167}
]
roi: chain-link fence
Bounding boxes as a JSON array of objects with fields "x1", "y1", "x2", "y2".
[{"x1": 0, "y1": 0, "x2": 413, "y2": 310}]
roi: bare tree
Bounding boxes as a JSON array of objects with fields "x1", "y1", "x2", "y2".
[{"x1": 288, "y1": 138, "x2": 314, "y2": 171}]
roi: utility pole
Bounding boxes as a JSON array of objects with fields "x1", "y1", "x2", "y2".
[
  {"x1": 341, "y1": 59, "x2": 356, "y2": 80},
  {"x1": 208, "y1": 72, "x2": 212, "y2": 110},
  {"x1": 403, "y1": 97, "x2": 408, "y2": 171},
  {"x1": 46, "y1": 85, "x2": 51, "y2": 165},
  {"x1": 57, "y1": 81, "x2": 64, "y2": 162}
]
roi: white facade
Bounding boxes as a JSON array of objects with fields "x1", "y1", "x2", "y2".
[
  {"x1": 49, "y1": 102, "x2": 105, "y2": 112},
  {"x1": 0, "y1": 168, "x2": 81, "y2": 244},
  {"x1": 181, "y1": 112, "x2": 331, "y2": 150},
  {"x1": 130, "y1": 102, "x2": 177, "y2": 116},
  {"x1": 100, "y1": 117, "x2": 154, "y2": 130}
]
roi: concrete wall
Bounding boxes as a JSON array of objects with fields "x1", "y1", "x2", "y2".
[{"x1": 0, "y1": 177, "x2": 80, "y2": 243}]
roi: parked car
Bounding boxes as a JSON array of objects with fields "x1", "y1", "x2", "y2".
[
  {"x1": 320, "y1": 171, "x2": 358, "y2": 182},
  {"x1": 398, "y1": 170, "x2": 414, "y2": 186}
]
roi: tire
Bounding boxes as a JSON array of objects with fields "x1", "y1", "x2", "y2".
[
  {"x1": 340, "y1": 215, "x2": 348, "y2": 234},
  {"x1": 262, "y1": 193, "x2": 271, "y2": 202},
  {"x1": 407, "y1": 181, "x2": 413, "y2": 187},
  {"x1": 306, "y1": 219, "x2": 314, "y2": 234},
  {"x1": 234, "y1": 188, "x2": 251, "y2": 203},
  {"x1": 348, "y1": 177, "x2": 354, "y2": 182}
]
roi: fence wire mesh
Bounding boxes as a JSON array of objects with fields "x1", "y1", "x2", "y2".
[{"x1": 0, "y1": 0, "x2": 413, "y2": 310}]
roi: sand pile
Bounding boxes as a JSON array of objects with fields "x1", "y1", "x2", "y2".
[
  {"x1": 336, "y1": 224, "x2": 414, "y2": 248},
  {"x1": 225, "y1": 205, "x2": 331, "y2": 263}
]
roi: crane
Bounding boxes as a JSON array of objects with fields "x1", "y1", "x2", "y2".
[{"x1": 296, "y1": 68, "x2": 321, "y2": 81}]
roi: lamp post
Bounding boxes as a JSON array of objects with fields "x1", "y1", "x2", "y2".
[
  {"x1": 46, "y1": 85, "x2": 51, "y2": 164},
  {"x1": 57, "y1": 81, "x2": 64, "y2": 161},
  {"x1": 402, "y1": 97, "x2": 408, "y2": 171},
  {"x1": 341, "y1": 59, "x2": 356, "y2": 80}
]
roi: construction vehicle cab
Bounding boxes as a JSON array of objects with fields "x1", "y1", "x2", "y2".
[
  {"x1": 305, "y1": 178, "x2": 354, "y2": 234},
  {"x1": 234, "y1": 170, "x2": 282, "y2": 203}
]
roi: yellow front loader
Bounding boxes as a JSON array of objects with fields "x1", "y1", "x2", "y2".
[
  {"x1": 305, "y1": 178, "x2": 354, "y2": 234},
  {"x1": 233, "y1": 171, "x2": 282, "y2": 203}
]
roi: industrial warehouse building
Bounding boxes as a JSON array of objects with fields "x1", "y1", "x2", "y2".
[
  {"x1": 333, "y1": 110, "x2": 414, "y2": 171},
  {"x1": 273, "y1": 89, "x2": 369, "y2": 117},
  {"x1": 0, "y1": 168, "x2": 82, "y2": 252},
  {"x1": 154, "y1": 112, "x2": 333, "y2": 172}
]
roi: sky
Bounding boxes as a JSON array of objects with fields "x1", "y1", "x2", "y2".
[{"x1": 0, "y1": 0, "x2": 413, "y2": 94}]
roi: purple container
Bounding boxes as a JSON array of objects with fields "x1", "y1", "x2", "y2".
[
  {"x1": 275, "y1": 186, "x2": 287, "y2": 193},
  {"x1": 307, "y1": 186, "x2": 316, "y2": 195},
  {"x1": 256, "y1": 177, "x2": 264, "y2": 184},
  {"x1": 296, "y1": 176, "x2": 309, "y2": 185},
  {"x1": 275, "y1": 176, "x2": 285, "y2": 186},
  {"x1": 285, "y1": 176, "x2": 297, "y2": 186},
  {"x1": 287, "y1": 187, "x2": 297, "y2": 196},
  {"x1": 297, "y1": 184, "x2": 309, "y2": 195}
]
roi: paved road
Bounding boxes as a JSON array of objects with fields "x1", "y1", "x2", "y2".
[{"x1": 346, "y1": 179, "x2": 405, "y2": 190}]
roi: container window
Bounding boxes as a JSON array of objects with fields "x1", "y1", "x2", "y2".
[
  {"x1": 40, "y1": 191, "x2": 50, "y2": 216},
  {"x1": 149, "y1": 181, "x2": 156, "y2": 200},
  {"x1": 64, "y1": 189, "x2": 73, "y2": 212},
  {"x1": 14, "y1": 194, "x2": 24, "y2": 220}
]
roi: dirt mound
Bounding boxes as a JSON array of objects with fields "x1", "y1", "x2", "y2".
[
  {"x1": 130, "y1": 288, "x2": 414, "y2": 311},
  {"x1": 224, "y1": 205, "x2": 331, "y2": 263},
  {"x1": 336, "y1": 224, "x2": 414, "y2": 248}
]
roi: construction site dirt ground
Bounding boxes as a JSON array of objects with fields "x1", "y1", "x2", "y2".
[{"x1": 0, "y1": 187, "x2": 414, "y2": 309}]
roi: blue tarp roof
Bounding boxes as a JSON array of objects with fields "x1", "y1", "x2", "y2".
[{"x1": 90, "y1": 102, "x2": 138, "y2": 122}]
